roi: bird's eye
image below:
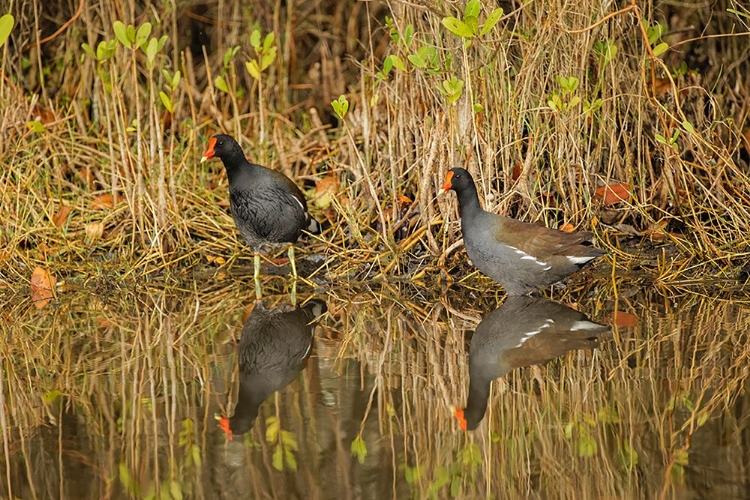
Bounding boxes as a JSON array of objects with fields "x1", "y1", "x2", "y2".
[{"x1": 218, "y1": 141, "x2": 223, "y2": 146}]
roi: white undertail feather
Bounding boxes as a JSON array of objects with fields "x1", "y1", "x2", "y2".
[{"x1": 566, "y1": 255, "x2": 597, "y2": 264}]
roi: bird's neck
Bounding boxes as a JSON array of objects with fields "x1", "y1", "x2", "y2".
[
  {"x1": 456, "y1": 182, "x2": 483, "y2": 218},
  {"x1": 221, "y1": 154, "x2": 251, "y2": 182},
  {"x1": 463, "y1": 376, "x2": 491, "y2": 430}
]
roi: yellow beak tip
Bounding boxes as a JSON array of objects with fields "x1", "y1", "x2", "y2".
[{"x1": 200, "y1": 156, "x2": 208, "y2": 163}]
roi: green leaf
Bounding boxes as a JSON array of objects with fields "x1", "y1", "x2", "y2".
[
  {"x1": 42, "y1": 389, "x2": 61, "y2": 403},
  {"x1": 350, "y1": 436, "x2": 367, "y2": 464},
  {"x1": 265, "y1": 416, "x2": 279, "y2": 443},
  {"x1": 146, "y1": 37, "x2": 158, "y2": 64},
  {"x1": 126, "y1": 24, "x2": 135, "y2": 45},
  {"x1": 159, "y1": 91, "x2": 173, "y2": 112},
  {"x1": 272, "y1": 445, "x2": 283, "y2": 470},
  {"x1": 464, "y1": 16, "x2": 479, "y2": 36},
  {"x1": 214, "y1": 75, "x2": 228, "y2": 93},
  {"x1": 403, "y1": 24, "x2": 414, "y2": 46},
  {"x1": 682, "y1": 120, "x2": 694, "y2": 133},
  {"x1": 246, "y1": 60, "x2": 260, "y2": 80},
  {"x1": 285, "y1": 448, "x2": 297, "y2": 470},
  {"x1": 27, "y1": 120, "x2": 46, "y2": 133},
  {"x1": 728, "y1": 8, "x2": 750, "y2": 20},
  {"x1": 390, "y1": 55, "x2": 405, "y2": 71},
  {"x1": 652, "y1": 42, "x2": 669, "y2": 57},
  {"x1": 81, "y1": 42, "x2": 96, "y2": 60},
  {"x1": 450, "y1": 476, "x2": 461, "y2": 497},
  {"x1": 263, "y1": 32, "x2": 275, "y2": 52},
  {"x1": 136, "y1": 22, "x2": 152, "y2": 50},
  {"x1": 171, "y1": 70, "x2": 181, "y2": 89},
  {"x1": 191, "y1": 444, "x2": 201, "y2": 467},
  {"x1": 442, "y1": 17, "x2": 474, "y2": 39},
  {"x1": 113, "y1": 21, "x2": 131, "y2": 48},
  {"x1": 169, "y1": 481, "x2": 183, "y2": 500},
  {"x1": 473, "y1": 103, "x2": 484, "y2": 113},
  {"x1": 331, "y1": 94, "x2": 349, "y2": 119},
  {"x1": 156, "y1": 34, "x2": 167, "y2": 52},
  {"x1": 119, "y1": 461, "x2": 135, "y2": 494},
  {"x1": 250, "y1": 29, "x2": 261, "y2": 51},
  {"x1": 564, "y1": 421, "x2": 574, "y2": 439},
  {"x1": 407, "y1": 52, "x2": 425, "y2": 68},
  {"x1": 0, "y1": 14, "x2": 15, "y2": 49},
  {"x1": 260, "y1": 47, "x2": 276, "y2": 71},
  {"x1": 464, "y1": 0, "x2": 481, "y2": 19},
  {"x1": 480, "y1": 8, "x2": 504, "y2": 36},
  {"x1": 382, "y1": 55, "x2": 393, "y2": 75}
]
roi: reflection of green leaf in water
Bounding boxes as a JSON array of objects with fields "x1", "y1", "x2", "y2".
[{"x1": 350, "y1": 435, "x2": 367, "y2": 464}]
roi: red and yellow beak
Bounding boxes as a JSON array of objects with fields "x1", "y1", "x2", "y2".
[
  {"x1": 438, "y1": 170, "x2": 454, "y2": 195},
  {"x1": 215, "y1": 414, "x2": 233, "y2": 441},
  {"x1": 454, "y1": 407, "x2": 467, "y2": 431},
  {"x1": 200, "y1": 137, "x2": 217, "y2": 163}
]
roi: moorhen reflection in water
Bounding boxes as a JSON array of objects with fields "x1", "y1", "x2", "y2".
[
  {"x1": 218, "y1": 299, "x2": 327, "y2": 440},
  {"x1": 456, "y1": 296, "x2": 609, "y2": 431}
]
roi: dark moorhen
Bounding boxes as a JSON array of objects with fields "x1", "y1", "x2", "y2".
[
  {"x1": 439, "y1": 168, "x2": 605, "y2": 295},
  {"x1": 201, "y1": 135, "x2": 321, "y2": 299},
  {"x1": 218, "y1": 299, "x2": 327, "y2": 440},
  {"x1": 456, "y1": 296, "x2": 609, "y2": 431}
]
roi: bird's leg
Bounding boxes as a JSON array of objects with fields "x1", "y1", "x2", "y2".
[
  {"x1": 254, "y1": 252, "x2": 262, "y2": 300},
  {"x1": 288, "y1": 246, "x2": 298, "y2": 280},
  {"x1": 290, "y1": 280, "x2": 297, "y2": 306},
  {"x1": 288, "y1": 246, "x2": 297, "y2": 306}
]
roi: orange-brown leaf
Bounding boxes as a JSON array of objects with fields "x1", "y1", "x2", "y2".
[
  {"x1": 91, "y1": 193, "x2": 114, "y2": 210},
  {"x1": 594, "y1": 183, "x2": 630, "y2": 205},
  {"x1": 559, "y1": 223, "x2": 575, "y2": 233},
  {"x1": 53, "y1": 205, "x2": 72, "y2": 227},
  {"x1": 313, "y1": 175, "x2": 339, "y2": 209},
  {"x1": 611, "y1": 311, "x2": 638, "y2": 327},
  {"x1": 653, "y1": 77, "x2": 671, "y2": 97},
  {"x1": 85, "y1": 222, "x2": 105, "y2": 241},
  {"x1": 30, "y1": 266, "x2": 56, "y2": 309}
]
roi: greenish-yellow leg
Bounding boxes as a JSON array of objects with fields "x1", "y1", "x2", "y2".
[
  {"x1": 254, "y1": 253, "x2": 262, "y2": 300},
  {"x1": 288, "y1": 246, "x2": 297, "y2": 305},
  {"x1": 288, "y1": 246, "x2": 298, "y2": 279}
]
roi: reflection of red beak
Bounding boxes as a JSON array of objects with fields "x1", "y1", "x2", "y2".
[
  {"x1": 200, "y1": 137, "x2": 217, "y2": 163},
  {"x1": 438, "y1": 170, "x2": 454, "y2": 195},
  {"x1": 216, "y1": 415, "x2": 233, "y2": 441},
  {"x1": 454, "y1": 407, "x2": 467, "y2": 431}
]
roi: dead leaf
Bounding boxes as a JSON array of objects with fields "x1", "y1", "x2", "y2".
[
  {"x1": 594, "y1": 183, "x2": 630, "y2": 205},
  {"x1": 653, "y1": 77, "x2": 671, "y2": 97},
  {"x1": 313, "y1": 175, "x2": 339, "y2": 210},
  {"x1": 91, "y1": 193, "x2": 114, "y2": 210},
  {"x1": 559, "y1": 223, "x2": 575, "y2": 233},
  {"x1": 53, "y1": 205, "x2": 72, "y2": 227},
  {"x1": 511, "y1": 163, "x2": 522, "y2": 182},
  {"x1": 30, "y1": 266, "x2": 56, "y2": 309},
  {"x1": 610, "y1": 311, "x2": 638, "y2": 327},
  {"x1": 85, "y1": 222, "x2": 104, "y2": 241}
]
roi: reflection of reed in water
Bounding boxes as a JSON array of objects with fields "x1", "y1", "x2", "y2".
[
  {"x1": 456, "y1": 296, "x2": 609, "y2": 431},
  {"x1": 218, "y1": 299, "x2": 327, "y2": 440}
]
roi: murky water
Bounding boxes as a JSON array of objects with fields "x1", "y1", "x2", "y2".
[{"x1": 2, "y1": 274, "x2": 750, "y2": 499}]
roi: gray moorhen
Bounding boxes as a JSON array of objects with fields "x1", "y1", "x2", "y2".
[
  {"x1": 439, "y1": 168, "x2": 605, "y2": 294},
  {"x1": 218, "y1": 299, "x2": 327, "y2": 440},
  {"x1": 201, "y1": 135, "x2": 321, "y2": 299},
  {"x1": 456, "y1": 296, "x2": 609, "y2": 430}
]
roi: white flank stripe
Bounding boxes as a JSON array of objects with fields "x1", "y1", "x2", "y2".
[
  {"x1": 516, "y1": 319, "x2": 554, "y2": 347},
  {"x1": 508, "y1": 245, "x2": 548, "y2": 268}
]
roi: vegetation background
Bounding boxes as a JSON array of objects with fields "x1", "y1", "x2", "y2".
[{"x1": 1, "y1": 0, "x2": 749, "y2": 288}]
